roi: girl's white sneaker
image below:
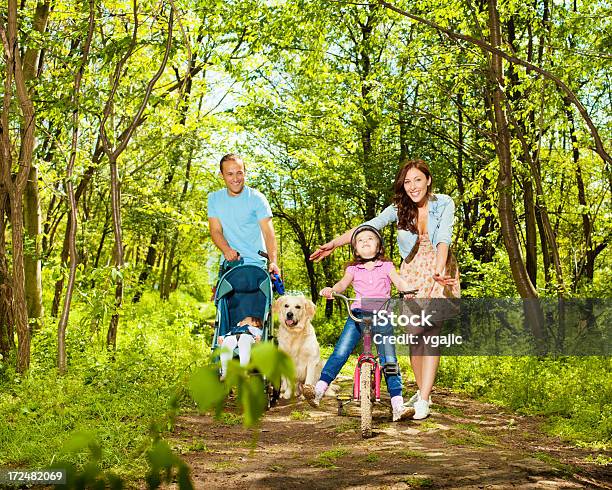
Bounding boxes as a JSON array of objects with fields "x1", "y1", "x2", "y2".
[
  {"x1": 393, "y1": 405, "x2": 416, "y2": 421},
  {"x1": 413, "y1": 398, "x2": 430, "y2": 420},
  {"x1": 303, "y1": 384, "x2": 323, "y2": 407}
]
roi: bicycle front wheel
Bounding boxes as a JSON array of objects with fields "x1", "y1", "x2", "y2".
[{"x1": 360, "y1": 362, "x2": 372, "y2": 438}]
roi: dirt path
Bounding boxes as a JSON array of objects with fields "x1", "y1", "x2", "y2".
[{"x1": 172, "y1": 382, "x2": 610, "y2": 489}]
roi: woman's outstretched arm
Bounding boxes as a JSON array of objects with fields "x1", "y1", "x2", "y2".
[{"x1": 309, "y1": 227, "x2": 356, "y2": 262}]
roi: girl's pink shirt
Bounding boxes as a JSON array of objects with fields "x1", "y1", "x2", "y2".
[{"x1": 345, "y1": 260, "x2": 394, "y2": 310}]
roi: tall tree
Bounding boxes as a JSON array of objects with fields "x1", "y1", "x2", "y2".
[
  {"x1": 57, "y1": 0, "x2": 96, "y2": 374},
  {"x1": 100, "y1": 5, "x2": 174, "y2": 349},
  {"x1": 0, "y1": 0, "x2": 37, "y2": 372}
]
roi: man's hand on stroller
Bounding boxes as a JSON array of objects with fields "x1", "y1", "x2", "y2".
[
  {"x1": 268, "y1": 261, "x2": 281, "y2": 276},
  {"x1": 223, "y1": 248, "x2": 240, "y2": 261}
]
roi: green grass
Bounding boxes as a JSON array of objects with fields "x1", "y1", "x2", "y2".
[
  {"x1": 401, "y1": 476, "x2": 434, "y2": 488},
  {"x1": 434, "y1": 405, "x2": 464, "y2": 416},
  {"x1": 334, "y1": 419, "x2": 360, "y2": 433},
  {"x1": 309, "y1": 448, "x2": 350, "y2": 468},
  {"x1": 454, "y1": 422, "x2": 482, "y2": 432},
  {"x1": 583, "y1": 454, "x2": 612, "y2": 465},
  {"x1": 532, "y1": 452, "x2": 580, "y2": 477},
  {"x1": 290, "y1": 410, "x2": 310, "y2": 421},
  {"x1": 216, "y1": 412, "x2": 242, "y2": 426},
  {"x1": 416, "y1": 420, "x2": 439, "y2": 431},
  {"x1": 437, "y1": 356, "x2": 612, "y2": 447},
  {"x1": 443, "y1": 430, "x2": 497, "y2": 448},
  {"x1": 183, "y1": 441, "x2": 208, "y2": 453},
  {"x1": 0, "y1": 290, "x2": 208, "y2": 481},
  {"x1": 364, "y1": 453, "x2": 379, "y2": 463},
  {"x1": 211, "y1": 461, "x2": 238, "y2": 472}
]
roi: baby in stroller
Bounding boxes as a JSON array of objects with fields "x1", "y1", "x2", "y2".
[
  {"x1": 218, "y1": 315, "x2": 263, "y2": 378},
  {"x1": 212, "y1": 262, "x2": 274, "y2": 380}
]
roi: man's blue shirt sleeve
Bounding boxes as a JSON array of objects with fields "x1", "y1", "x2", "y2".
[
  {"x1": 253, "y1": 190, "x2": 273, "y2": 221},
  {"x1": 207, "y1": 192, "x2": 218, "y2": 218}
]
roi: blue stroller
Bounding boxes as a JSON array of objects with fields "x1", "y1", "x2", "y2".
[{"x1": 211, "y1": 258, "x2": 281, "y2": 407}]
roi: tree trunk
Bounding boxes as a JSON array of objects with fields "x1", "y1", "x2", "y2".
[
  {"x1": 0, "y1": 192, "x2": 14, "y2": 358},
  {"x1": 106, "y1": 156, "x2": 124, "y2": 350},
  {"x1": 0, "y1": 0, "x2": 37, "y2": 372},
  {"x1": 566, "y1": 102, "x2": 605, "y2": 287},
  {"x1": 99, "y1": 8, "x2": 173, "y2": 348},
  {"x1": 523, "y1": 177, "x2": 537, "y2": 287},
  {"x1": 277, "y1": 209, "x2": 318, "y2": 302},
  {"x1": 132, "y1": 230, "x2": 159, "y2": 303},
  {"x1": 486, "y1": 0, "x2": 545, "y2": 342},
  {"x1": 20, "y1": 0, "x2": 50, "y2": 327},
  {"x1": 24, "y1": 166, "x2": 44, "y2": 323},
  {"x1": 10, "y1": 202, "x2": 31, "y2": 371},
  {"x1": 487, "y1": 0, "x2": 537, "y2": 299},
  {"x1": 51, "y1": 165, "x2": 95, "y2": 317},
  {"x1": 161, "y1": 237, "x2": 176, "y2": 300},
  {"x1": 57, "y1": 0, "x2": 95, "y2": 373}
]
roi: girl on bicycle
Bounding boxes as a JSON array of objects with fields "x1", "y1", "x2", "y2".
[
  {"x1": 311, "y1": 159, "x2": 460, "y2": 420},
  {"x1": 304, "y1": 224, "x2": 415, "y2": 421}
]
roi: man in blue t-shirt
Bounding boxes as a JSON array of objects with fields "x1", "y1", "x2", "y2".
[{"x1": 207, "y1": 154, "x2": 280, "y2": 275}]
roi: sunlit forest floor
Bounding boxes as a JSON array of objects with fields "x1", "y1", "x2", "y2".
[
  {"x1": 173, "y1": 379, "x2": 611, "y2": 489},
  {"x1": 1, "y1": 291, "x2": 610, "y2": 488}
]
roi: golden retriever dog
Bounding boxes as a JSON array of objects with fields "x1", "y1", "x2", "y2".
[{"x1": 274, "y1": 295, "x2": 323, "y2": 399}]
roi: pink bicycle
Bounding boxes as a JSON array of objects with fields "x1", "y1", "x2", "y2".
[{"x1": 332, "y1": 292, "x2": 412, "y2": 438}]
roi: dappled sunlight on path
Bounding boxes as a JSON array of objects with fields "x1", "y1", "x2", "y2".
[{"x1": 170, "y1": 384, "x2": 610, "y2": 489}]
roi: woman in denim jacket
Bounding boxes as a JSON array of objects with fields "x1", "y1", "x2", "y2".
[{"x1": 310, "y1": 159, "x2": 460, "y2": 420}]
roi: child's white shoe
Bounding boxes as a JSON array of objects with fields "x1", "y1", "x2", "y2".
[
  {"x1": 413, "y1": 398, "x2": 430, "y2": 420},
  {"x1": 303, "y1": 384, "x2": 323, "y2": 408},
  {"x1": 392, "y1": 405, "x2": 416, "y2": 422}
]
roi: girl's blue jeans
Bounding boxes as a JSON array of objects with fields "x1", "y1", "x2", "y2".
[{"x1": 320, "y1": 309, "x2": 403, "y2": 397}]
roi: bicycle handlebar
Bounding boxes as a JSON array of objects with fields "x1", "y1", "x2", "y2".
[
  {"x1": 331, "y1": 290, "x2": 420, "y2": 323},
  {"x1": 331, "y1": 292, "x2": 363, "y2": 323}
]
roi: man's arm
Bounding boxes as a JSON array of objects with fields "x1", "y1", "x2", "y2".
[
  {"x1": 209, "y1": 217, "x2": 239, "y2": 261},
  {"x1": 259, "y1": 217, "x2": 280, "y2": 274}
]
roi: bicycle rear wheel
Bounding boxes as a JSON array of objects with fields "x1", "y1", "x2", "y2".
[{"x1": 360, "y1": 362, "x2": 372, "y2": 438}]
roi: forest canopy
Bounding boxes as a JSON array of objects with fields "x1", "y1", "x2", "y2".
[{"x1": 0, "y1": 0, "x2": 610, "y2": 367}]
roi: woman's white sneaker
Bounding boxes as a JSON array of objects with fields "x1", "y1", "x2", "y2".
[
  {"x1": 413, "y1": 398, "x2": 430, "y2": 420},
  {"x1": 407, "y1": 390, "x2": 420, "y2": 407}
]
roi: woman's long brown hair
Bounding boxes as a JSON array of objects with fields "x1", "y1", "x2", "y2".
[{"x1": 392, "y1": 159, "x2": 433, "y2": 232}]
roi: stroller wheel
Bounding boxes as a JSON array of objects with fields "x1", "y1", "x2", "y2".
[{"x1": 266, "y1": 382, "x2": 281, "y2": 409}]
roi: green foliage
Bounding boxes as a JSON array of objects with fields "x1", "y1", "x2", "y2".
[
  {"x1": 437, "y1": 356, "x2": 612, "y2": 446},
  {"x1": 402, "y1": 476, "x2": 434, "y2": 488},
  {"x1": 290, "y1": 410, "x2": 310, "y2": 421},
  {"x1": 309, "y1": 448, "x2": 350, "y2": 468},
  {"x1": 313, "y1": 316, "x2": 343, "y2": 347},
  {"x1": 3, "y1": 0, "x2": 611, "y2": 484},
  {"x1": 0, "y1": 291, "x2": 203, "y2": 481},
  {"x1": 188, "y1": 342, "x2": 294, "y2": 428},
  {"x1": 145, "y1": 440, "x2": 194, "y2": 490}
]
